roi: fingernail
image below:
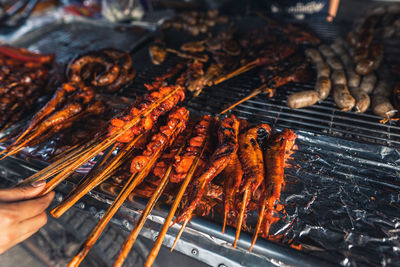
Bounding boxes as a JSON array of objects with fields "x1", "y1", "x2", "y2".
[{"x1": 31, "y1": 180, "x2": 46, "y2": 187}]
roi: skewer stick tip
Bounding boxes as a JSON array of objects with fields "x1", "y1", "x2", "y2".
[
  {"x1": 222, "y1": 211, "x2": 227, "y2": 234},
  {"x1": 233, "y1": 189, "x2": 249, "y2": 248},
  {"x1": 170, "y1": 216, "x2": 190, "y2": 252},
  {"x1": 250, "y1": 201, "x2": 266, "y2": 252}
]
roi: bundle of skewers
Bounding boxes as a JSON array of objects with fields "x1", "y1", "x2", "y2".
[
  {"x1": 0, "y1": 48, "x2": 297, "y2": 266},
  {"x1": 0, "y1": 45, "x2": 54, "y2": 131}
]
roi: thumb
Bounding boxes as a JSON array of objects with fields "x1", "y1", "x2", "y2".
[{"x1": 0, "y1": 180, "x2": 47, "y2": 202}]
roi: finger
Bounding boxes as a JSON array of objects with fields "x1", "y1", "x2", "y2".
[
  {"x1": 1, "y1": 192, "x2": 54, "y2": 222},
  {"x1": 0, "y1": 180, "x2": 47, "y2": 202}
]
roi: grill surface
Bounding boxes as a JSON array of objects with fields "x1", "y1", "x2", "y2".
[
  {"x1": 2, "y1": 13, "x2": 399, "y2": 267},
  {"x1": 119, "y1": 19, "x2": 400, "y2": 266},
  {"x1": 129, "y1": 56, "x2": 400, "y2": 149}
]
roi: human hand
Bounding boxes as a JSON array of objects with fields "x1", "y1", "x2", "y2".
[{"x1": 0, "y1": 180, "x2": 54, "y2": 254}]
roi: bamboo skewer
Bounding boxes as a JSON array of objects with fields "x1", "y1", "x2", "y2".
[
  {"x1": 50, "y1": 135, "x2": 142, "y2": 218},
  {"x1": 220, "y1": 84, "x2": 267, "y2": 115},
  {"x1": 222, "y1": 209, "x2": 228, "y2": 234},
  {"x1": 68, "y1": 143, "x2": 165, "y2": 267},
  {"x1": 68, "y1": 115, "x2": 185, "y2": 267},
  {"x1": 17, "y1": 86, "x2": 181, "y2": 191},
  {"x1": 213, "y1": 60, "x2": 258, "y2": 85},
  {"x1": 112, "y1": 145, "x2": 185, "y2": 267},
  {"x1": 250, "y1": 200, "x2": 266, "y2": 252},
  {"x1": 112, "y1": 169, "x2": 170, "y2": 267},
  {"x1": 170, "y1": 214, "x2": 191, "y2": 252},
  {"x1": 233, "y1": 188, "x2": 250, "y2": 248},
  {"x1": 144, "y1": 141, "x2": 207, "y2": 267},
  {"x1": 219, "y1": 84, "x2": 275, "y2": 115},
  {"x1": 49, "y1": 144, "x2": 80, "y2": 162},
  {"x1": 165, "y1": 48, "x2": 208, "y2": 62},
  {"x1": 16, "y1": 137, "x2": 103, "y2": 187}
]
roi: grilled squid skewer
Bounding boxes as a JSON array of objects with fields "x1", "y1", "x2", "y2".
[
  {"x1": 234, "y1": 124, "x2": 271, "y2": 247},
  {"x1": 250, "y1": 129, "x2": 296, "y2": 251},
  {"x1": 222, "y1": 152, "x2": 243, "y2": 234}
]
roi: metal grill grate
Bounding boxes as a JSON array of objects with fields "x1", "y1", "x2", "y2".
[
  {"x1": 3, "y1": 15, "x2": 399, "y2": 267},
  {"x1": 126, "y1": 57, "x2": 400, "y2": 149}
]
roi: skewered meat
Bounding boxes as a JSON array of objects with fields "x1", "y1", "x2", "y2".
[
  {"x1": 174, "y1": 115, "x2": 239, "y2": 224},
  {"x1": 0, "y1": 46, "x2": 54, "y2": 129},
  {"x1": 188, "y1": 63, "x2": 224, "y2": 96},
  {"x1": 233, "y1": 124, "x2": 271, "y2": 247},
  {"x1": 221, "y1": 152, "x2": 243, "y2": 233},
  {"x1": 171, "y1": 115, "x2": 214, "y2": 183},
  {"x1": 250, "y1": 129, "x2": 295, "y2": 250},
  {"x1": 180, "y1": 41, "x2": 205, "y2": 53},
  {"x1": 149, "y1": 38, "x2": 167, "y2": 65},
  {"x1": 68, "y1": 107, "x2": 189, "y2": 267},
  {"x1": 108, "y1": 85, "x2": 185, "y2": 143},
  {"x1": 144, "y1": 62, "x2": 186, "y2": 91}
]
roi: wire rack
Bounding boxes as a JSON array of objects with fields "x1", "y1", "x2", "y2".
[
  {"x1": 126, "y1": 57, "x2": 400, "y2": 149},
  {"x1": 1, "y1": 14, "x2": 399, "y2": 267}
]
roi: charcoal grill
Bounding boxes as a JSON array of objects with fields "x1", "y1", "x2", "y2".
[{"x1": 0, "y1": 7, "x2": 399, "y2": 267}]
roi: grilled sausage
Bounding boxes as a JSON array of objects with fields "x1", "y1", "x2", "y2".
[
  {"x1": 372, "y1": 96, "x2": 396, "y2": 117},
  {"x1": 330, "y1": 42, "x2": 346, "y2": 56},
  {"x1": 353, "y1": 47, "x2": 369, "y2": 63},
  {"x1": 360, "y1": 73, "x2": 377, "y2": 94},
  {"x1": 326, "y1": 56, "x2": 343, "y2": 70},
  {"x1": 315, "y1": 76, "x2": 331, "y2": 100},
  {"x1": 349, "y1": 86, "x2": 370, "y2": 113},
  {"x1": 331, "y1": 38, "x2": 362, "y2": 89},
  {"x1": 331, "y1": 70, "x2": 347, "y2": 85},
  {"x1": 305, "y1": 48, "x2": 323, "y2": 63},
  {"x1": 319, "y1": 45, "x2": 335, "y2": 58},
  {"x1": 286, "y1": 90, "x2": 320, "y2": 109},
  {"x1": 347, "y1": 31, "x2": 358, "y2": 47},
  {"x1": 304, "y1": 48, "x2": 332, "y2": 103},
  {"x1": 316, "y1": 61, "x2": 331, "y2": 77},
  {"x1": 333, "y1": 84, "x2": 355, "y2": 110},
  {"x1": 355, "y1": 43, "x2": 384, "y2": 75},
  {"x1": 340, "y1": 53, "x2": 353, "y2": 67},
  {"x1": 371, "y1": 80, "x2": 396, "y2": 118},
  {"x1": 356, "y1": 58, "x2": 375, "y2": 75},
  {"x1": 373, "y1": 80, "x2": 392, "y2": 97},
  {"x1": 347, "y1": 70, "x2": 361, "y2": 87}
]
